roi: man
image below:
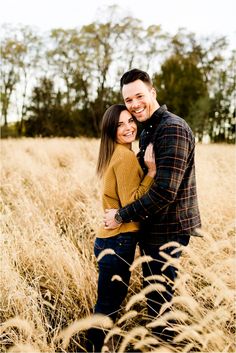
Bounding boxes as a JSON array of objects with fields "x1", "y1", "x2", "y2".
[{"x1": 104, "y1": 68, "x2": 201, "y2": 342}]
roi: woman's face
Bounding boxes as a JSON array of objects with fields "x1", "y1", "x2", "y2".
[{"x1": 116, "y1": 110, "x2": 137, "y2": 146}]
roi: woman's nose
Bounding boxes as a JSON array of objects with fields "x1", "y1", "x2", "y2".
[{"x1": 124, "y1": 122, "x2": 133, "y2": 130}]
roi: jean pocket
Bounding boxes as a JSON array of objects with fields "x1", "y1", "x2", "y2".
[
  {"x1": 94, "y1": 237, "x2": 115, "y2": 258},
  {"x1": 94, "y1": 238, "x2": 107, "y2": 260},
  {"x1": 94, "y1": 238, "x2": 106, "y2": 251},
  {"x1": 117, "y1": 233, "x2": 137, "y2": 245}
]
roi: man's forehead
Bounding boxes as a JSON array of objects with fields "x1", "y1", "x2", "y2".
[{"x1": 122, "y1": 80, "x2": 149, "y2": 98}]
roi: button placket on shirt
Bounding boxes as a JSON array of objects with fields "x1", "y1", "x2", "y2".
[{"x1": 140, "y1": 123, "x2": 155, "y2": 172}]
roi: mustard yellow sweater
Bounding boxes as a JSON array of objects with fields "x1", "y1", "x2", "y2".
[{"x1": 97, "y1": 143, "x2": 153, "y2": 238}]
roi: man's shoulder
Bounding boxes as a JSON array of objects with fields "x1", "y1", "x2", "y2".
[
  {"x1": 159, "y1": 110, "x2": 193, "y2": 134},
  {"x1": 162, "y1": 110, "x2": 187, "y2": 126}
]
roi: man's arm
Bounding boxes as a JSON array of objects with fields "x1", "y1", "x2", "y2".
[{"x1": 105, "y1": 123, "x2": 193, "y2": 227}]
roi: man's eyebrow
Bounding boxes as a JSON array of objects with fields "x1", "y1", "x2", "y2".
[{"x1": 124, "y1": 92, "x2": 142, "y2": 100}]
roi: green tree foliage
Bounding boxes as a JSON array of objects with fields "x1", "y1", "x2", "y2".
[
  {"x1": 153, "y1": 29, "x2": 234, "y2": 142},
  {"x1": 44, "y1": 6, "x2": 155, "y2": 136},
  {"x1": 24, "y1": 77, "x2": 121, "y2": 137},
  {"x1": 0, "y1": 24, "x2": 41, "y2": 129},
  {"x1": 153, "y1": 53, "x2": 209, "y2": 140},
  {"x1": 1, "y1": 6, "x2": 235, "y2": 142},
  {"x1": 208, "y1": 59, "x2": 236, "y2": 143},
  {"x1": 1, "y1": 25, "x2": 25, "y2": 126},
  {"x1": 25, "y1": 77, "x2": 79, "y2": 137}
]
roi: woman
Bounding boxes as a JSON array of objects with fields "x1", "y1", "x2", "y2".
[{"x1": 86, "y1": 104, "x2": 156, "y2": 352}]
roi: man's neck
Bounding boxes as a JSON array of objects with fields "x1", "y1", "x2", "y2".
[{"x1": 150, "y1": 102, "x2": 160, "y2": 117}]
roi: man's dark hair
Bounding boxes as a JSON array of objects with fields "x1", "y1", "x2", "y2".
[{"x1": 120, "y1": 68, "x2": 153, "y2": 90}]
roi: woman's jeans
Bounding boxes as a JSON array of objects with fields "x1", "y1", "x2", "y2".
[{"x1": 86, "y1": 232, "x2": 138, "y2": 352}]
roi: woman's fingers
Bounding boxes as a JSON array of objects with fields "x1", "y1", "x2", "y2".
[{"x1": 144, "y1": 143, "x2": 154, "y2": 161}]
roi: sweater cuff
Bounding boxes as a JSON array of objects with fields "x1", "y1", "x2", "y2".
[{"x1": 141, "y1": 175, "x2": 154, "y2": 187}]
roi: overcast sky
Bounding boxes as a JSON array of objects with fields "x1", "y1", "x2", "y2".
[{"x1": 1, "y1": 0, "x2": 236, "y2": 49}]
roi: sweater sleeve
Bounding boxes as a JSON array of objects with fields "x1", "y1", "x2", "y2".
[
  {"x1": 113, "y1": 150, "x2": 153, "y2": 208},
  {"x1": 118, "y1": 123, "x2": 192, "y2": 222}
]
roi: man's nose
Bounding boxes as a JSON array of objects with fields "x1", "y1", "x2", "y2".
[{"x1": 131, "y1": 99, "x2": 140, "y2": 108}]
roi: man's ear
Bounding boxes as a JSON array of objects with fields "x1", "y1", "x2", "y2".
[{"x1": 151, "y1": 87, "x2": 157, "y2": 98}]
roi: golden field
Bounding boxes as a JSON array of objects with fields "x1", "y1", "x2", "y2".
[{"x1": 0, "y1": 138, "x2": 235, "y2": 353}]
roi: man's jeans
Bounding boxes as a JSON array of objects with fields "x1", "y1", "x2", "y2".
[{"x1": 139, "y1": 234, "x2": 190, "y2": 341}]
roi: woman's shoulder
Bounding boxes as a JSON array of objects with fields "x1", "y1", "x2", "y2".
[
  {"x1": 109, "y1": 145, "x2": 139, "y2": 173},
  {"x1": 113, "y1": 144, "x2": 135, "y2": 161}
]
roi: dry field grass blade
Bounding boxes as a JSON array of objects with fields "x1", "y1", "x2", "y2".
[
  {"x1": 1, "y1": 139, "x2": 235, "y2": 352},
  {"x1": 55, "y1": 314, "x2": 113, "y2": 349}
]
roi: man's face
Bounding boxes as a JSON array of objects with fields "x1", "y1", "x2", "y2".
[{"x1": 122, "y1": 79, "x2": 158, "y2": 122}]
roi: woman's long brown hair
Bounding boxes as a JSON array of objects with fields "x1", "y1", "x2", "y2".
[{"x1": 96, "y1": 104, "x2": 128, "y2": 178}]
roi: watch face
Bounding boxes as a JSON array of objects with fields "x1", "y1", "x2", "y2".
[{"x1": 115, "y1": 212, "x2": 122, "y2": 223}]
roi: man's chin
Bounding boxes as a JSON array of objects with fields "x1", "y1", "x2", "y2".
[{"x1": 136, "y1": 115, "x2": 148, "y2": 122}]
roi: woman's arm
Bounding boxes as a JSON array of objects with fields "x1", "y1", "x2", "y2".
[{"x1": 114, "y1": 144, "x2": 155, "y2": 207}]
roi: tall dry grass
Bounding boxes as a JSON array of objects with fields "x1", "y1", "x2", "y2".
[{"x1": 0, "y1": 138, "x2": 235, "y2": 353}]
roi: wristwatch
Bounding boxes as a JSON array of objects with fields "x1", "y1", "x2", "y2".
[{"x1": 114, "y1": 210, "x2": 123, "y2": 224}]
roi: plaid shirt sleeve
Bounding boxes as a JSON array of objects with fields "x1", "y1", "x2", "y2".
[{"x1": 119, "y1": 122, "x2": 193, "y2": 222}]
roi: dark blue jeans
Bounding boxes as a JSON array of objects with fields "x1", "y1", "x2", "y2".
[
  {"x1": 94, "y1": 232, "x2": 138, "y2": 319},
  {"x1": 86, "y1": 232, "x2": 189, "y2": 351},
  {"x1": 86, "y1": 232, "x2": 138, "y2": 352},
  {"x1": 139, "y1": 234, "x2": 190, "y2": 341}
]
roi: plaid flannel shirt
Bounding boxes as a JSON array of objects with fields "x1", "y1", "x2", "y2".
[{"x1": 119, "y1": 105, "x2": 201, "y2": 237}]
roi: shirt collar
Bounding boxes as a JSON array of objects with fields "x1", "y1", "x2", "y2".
[{"x1": 143, "y1": 104, "x2": 167, "y2": 129}]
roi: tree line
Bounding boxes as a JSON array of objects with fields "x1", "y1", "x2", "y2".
[{"x1": 1, "y1": 5, "x2": 235, "y2": 142}]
